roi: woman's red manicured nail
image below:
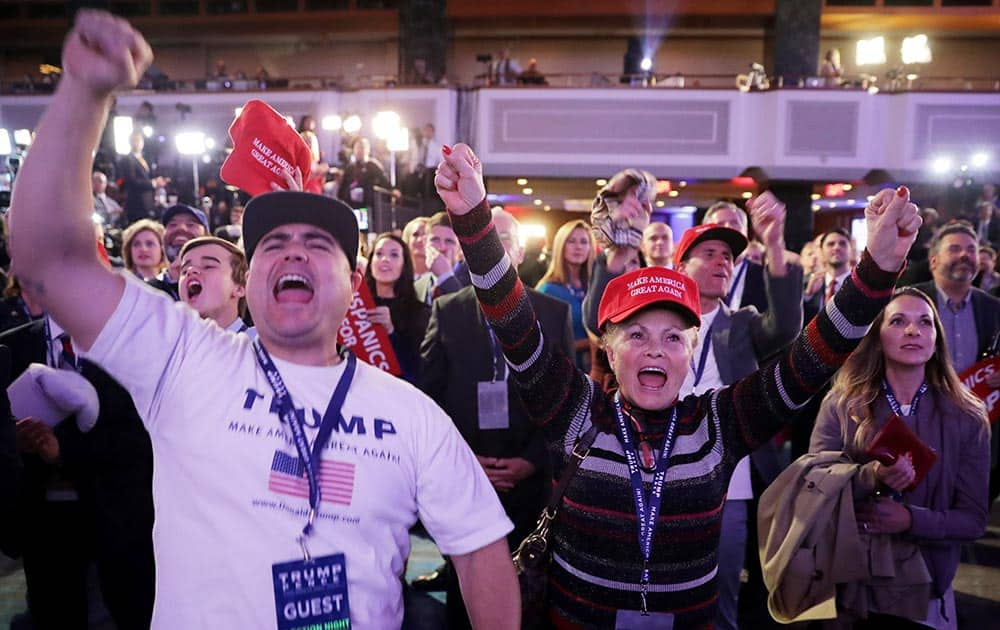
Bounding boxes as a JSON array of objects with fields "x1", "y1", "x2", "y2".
[
  {"x1": 897, "y1": 186, "x2": 908, "y2": 198},
  {"x1": 442, "y1": 145, "x2": 452, "y2": 155}
]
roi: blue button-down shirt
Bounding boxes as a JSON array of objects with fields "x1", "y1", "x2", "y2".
[{"x1": 935, "y1": 286, "x2": 978, "y2": 373}]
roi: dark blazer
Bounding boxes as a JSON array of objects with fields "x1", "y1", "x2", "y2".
[
  {"x1": 418, "y1": 285, "x2": 573, "y2": 541},
  {"x1": 913, "y1": 280, "x2": 1000, "y2": 503},
  {"x1": 118, "y1": 153, "x2": 155, "y2": 222},
  {"x1": 0, "y1": 345, "x2": 20, "y2": 558},
  {"x1": 414, "y1": 261, "x2": 471, "y2": 305},
  {"x1": 0, "y1": 319, "x2": 155, "y2": 627},
  {"x1": 737, "y1": 259, "x2": 769, "y2": 314},
  {"x1": 912, "y1": 280, "x2": 1000, "y2": 361}
]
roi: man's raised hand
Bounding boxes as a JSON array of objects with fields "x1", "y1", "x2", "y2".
[
  {"x1": 434, "y1": 143, "x2": 486, "y2": 215},
  {"x1": 865, "y1": 186, "x2": 921, "y2": 272},
  {"x1": 748, "y1": 191, "x2": 786, "y2": 248},
  {"x1": 62, "y1": 10, "x2": 153, "y2": 98}
]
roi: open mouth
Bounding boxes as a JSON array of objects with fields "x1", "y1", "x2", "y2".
[
  {"x1": 186, "y1": 280, "x2": 203, "y2": 298},
  {"x1": 274, "y1": 273, "x2": 314, "y2": 303},
  {"x1": 637, "y1": 367, "x2": 667, "y2": 389}
]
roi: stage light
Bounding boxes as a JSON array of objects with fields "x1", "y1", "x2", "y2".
[
  {"x1": 640, "y1": 57, "x2": 653, "y2": 72},
  {"x1": 0, "y1": 130, "x2": 12, "y2": 156},
  {"x1": 113, "y1": 116, "x2": 134, "y2": 155},
  {"x1": 901, "y1": 34, "x2": 931, "y2": 65},
  {"x1": 141, "y1": 125, "x2": 153, "y2": 138},
  {"x1": 13, "y1": 129, "x2": 32, "y2": 146},
  {"x1": 931, "y1": 156, "x2": 952, "y2": 175},
  {"x1": 857, "y1": 37, "x2": 886, "y2": 66},
  {"x1": 522, "y1": 187, "x2": 533, "y2": 195},
  {"x1": 372, "y1": 111, "x2": 401, "y2": 140},
  {"x1": 971, "y1": 152, "x2": 989, "y2": 168},
  {"x1": 342, "y1": 115, "x2": 362, "y2": 134},
  {"x1": 175, "y1": 131, "x2": 207, "y2": 156},
  {"x1": 321, "y1": 115, "x2": 342, "y2": 131}
]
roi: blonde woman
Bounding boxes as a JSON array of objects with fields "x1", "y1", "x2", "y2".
[
  {"x1": 121, "y1": 219, "x2": 167, "y2": 280},
  {"x1": 536, "y1": 219, "x2": 594, "y2": 368},
  {"x1": 809, "y1": 287, "x2": 990, "y2": 629}
]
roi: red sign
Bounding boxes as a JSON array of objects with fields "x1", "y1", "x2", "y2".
[
  {"x1": 960, "y1": 356, "x2": 1000, "y2": 424},
  {"x1": 337, "y1": 281, "x2": 401, "y2": 376}
]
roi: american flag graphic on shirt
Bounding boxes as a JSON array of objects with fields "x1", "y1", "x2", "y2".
[{"x1": 268, "y1": 451, "x2": 356, "y2": 506}]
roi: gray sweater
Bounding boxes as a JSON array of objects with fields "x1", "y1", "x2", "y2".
[{"x1": 809, "y1": 388, "x2": 990, "y2": 596}]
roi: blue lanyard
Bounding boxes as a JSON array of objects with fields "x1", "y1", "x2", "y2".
[
  {"x1": 252, "y1": 339, "x2": 356, "y2": 554},
  {"x1": 612, "y1": 392, "x2": 678, "y2": 614},
  {"x1": 725, "y1": 259, "x2": 748, "y2": 306},
  {"x1": 690, "y1": 326, "x2": 714, "y2": 389},
  {"x1": 883, "y1": 379, "x2": 928, "y2": 418},
  {"x1": 485, "y1": 325, "x2": 507, "y2": 382}
]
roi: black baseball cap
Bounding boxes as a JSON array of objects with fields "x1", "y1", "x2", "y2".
[{"x1": 242, "y1": 191, "x2": 359, "y2": 269}]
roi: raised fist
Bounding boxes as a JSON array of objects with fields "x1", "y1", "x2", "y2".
[
  {"x1": 434, "y1": 144, "x2": 486, "y2": 215},
  {"x1": 61, "y1": 10, "x2": 153, "y2": 97},
  {"x1": 748, "y1": 191, "x2": 786, "y2": 248},
  {"x1": 865, "y1": 187, "x2": 921, "y2": 272}
]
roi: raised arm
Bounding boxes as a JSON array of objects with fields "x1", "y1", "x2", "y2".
[
  {"x1": 9, "y1": 11, "x2": 152, "y2": 350},
  {"x1": 715, "y1": 187, "x2": 921, "y2": 459},
  {"x1": 746, "y1": 193, "x2": 803, "y2": 355},
  {"x1": 435, "y1": 145, "x2": 590, "y2": 435}
]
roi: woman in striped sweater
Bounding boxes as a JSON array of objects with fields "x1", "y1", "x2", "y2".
[{"x1": 435, "y1": 144, "x2": 921, "y2": 629}]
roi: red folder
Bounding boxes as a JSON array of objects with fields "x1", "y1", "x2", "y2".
[{"x1": 865, "y1": 413, "x2": 937, "y2": 492}]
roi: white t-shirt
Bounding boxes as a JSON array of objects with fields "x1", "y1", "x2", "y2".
[{"x1": 83, "y1": 275, "x2": 512, "y2": 629}]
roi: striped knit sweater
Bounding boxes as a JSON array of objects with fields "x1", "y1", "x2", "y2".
[{"x1": 451, "y1": 200, "x2": 898, "y2": 629}]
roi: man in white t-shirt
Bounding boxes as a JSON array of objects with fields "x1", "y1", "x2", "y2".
[
  {"x1": 179, "y1": 236, "x2": 248, "y2": 333},
  {"x1": 10, "y1": 10, "x2": 517, "y2": 630}
]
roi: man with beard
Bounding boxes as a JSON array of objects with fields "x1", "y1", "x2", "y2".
[
  {"x1": 148, "y1": 203, "x2": 208, "y2": 300},
  {"x1": 913, "y1": 222, "x2": 1000, "y2": 503}
]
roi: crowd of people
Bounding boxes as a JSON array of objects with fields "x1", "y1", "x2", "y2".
[{"x1": 1, "y1": 10, "x2": 999, "y2": 630}]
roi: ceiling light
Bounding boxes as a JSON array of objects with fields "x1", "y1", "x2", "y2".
[
  {"x1": 595, "y1": 178, "x2": 607, "y2": 186},
  {"x1": 522, "y1": 187, "x2": 533, "y2": 195},
  {"x1": 517, "y1": 178, "x2": 528, "y2": 186},
  {"x1": 534, "y1": 199, "x2": 542, "y2": 206},
  {"x1": 321, "y1": 115, "x2": 342, "y2": 131},
  {"x1": 971, "y1": 152, "x2": 989, "y2": 168},
  {"x1": 810, "y1": 193, "x2": 821, "y2": 200},
  {"x1": 931, "y1": 156, "x2": 952, "y2": 174}
]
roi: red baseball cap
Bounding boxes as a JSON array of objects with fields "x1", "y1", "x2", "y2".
[
  {"x1": 220, "y1": 99, "x2": 312, "y2": 197},
  {"x1": 598, "y1": 266, "x2": 701, "y2": 330},
  {"x1": 673, "y1": 223, "x2": 748, "y2": 269}
]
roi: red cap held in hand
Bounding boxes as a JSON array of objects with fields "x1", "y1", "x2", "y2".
[{"x1": 220, "y1": 100, "x2": 313, "y2": 197}]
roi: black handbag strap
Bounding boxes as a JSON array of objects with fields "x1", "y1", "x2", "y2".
[{"x1": 544, "y1": 424, "x2": 600, "y2": 516}]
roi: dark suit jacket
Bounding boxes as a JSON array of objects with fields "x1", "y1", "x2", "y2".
[
  {"x1": 118, "y1": 153, "x2": 155, "y2": 221},
  {"x1": 0, "y1": 345, "x2": 19, "y2": 557},
  {"x1": 0, "y1": 320, "x2": 154, "y2": 562},
  {"x1": 418, "y1": 286, "x2": 573, "y2": 541},
  {"x1": 912, "y1": 280, "x2": 1000, "y2": 361},
  {"x1": 737, "y1": 259, "x2": 769, "y2": 314},
  {"x1": 414, "y1": 261, "x2": 471, "y2": 305},
  {"x1": 912, "y1": 281, "x2": 1000, "y2": 502}
]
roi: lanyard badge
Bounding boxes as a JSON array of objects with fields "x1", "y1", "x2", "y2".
[
  {"x1": 254, "y1": 340, "x2": 357, "y2": 628},
  {"x1": 613, "y1": 393, "x2": 678, "y2": 615}
]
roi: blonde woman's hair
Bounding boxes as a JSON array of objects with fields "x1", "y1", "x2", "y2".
[
  {"x1": 826, "y1": 287, "x2": 988, "y2": 451},
  {"x1": 536, "y1": 219, "x2": 593, "y2": 289},
  {"x1": 121, "y1": 219, "x2": 167, "y2": 274}
]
